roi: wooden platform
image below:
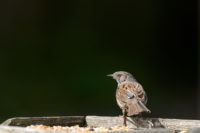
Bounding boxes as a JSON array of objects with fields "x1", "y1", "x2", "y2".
[{"x1": 1, "y1": 116, "x2": 200, "y2": 133}]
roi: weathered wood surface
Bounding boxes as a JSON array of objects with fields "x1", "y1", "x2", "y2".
[
  {"x1": 1, "y1": 116, "x2": 85, "y2": 127},
  {"x1": 158, "y1": 118, "x2": 200, "y2": 131},
  {"x1": 188, "y1": 127, "x2": 200, "y2": 133},
  {"x1": 86, "y1": 116, "x2": 139, "y2": 128},
  {"x1": 86, "y1": 116, "x2": 162, "y2": 129},
  {"x1": 86, "y1": 116, "x2": 200, "y2": 131},
  {"x1": 1, "y1": 116, "x2": 200, "y2": 132}
]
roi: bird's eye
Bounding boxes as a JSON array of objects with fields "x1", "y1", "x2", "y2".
[{"x1": 117, "y1": 74, "x2": 121, "y2": 77}]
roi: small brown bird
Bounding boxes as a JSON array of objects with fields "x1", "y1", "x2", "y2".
[{"x1": 108, "y1": 71, "x2": 151, "y2": 126}]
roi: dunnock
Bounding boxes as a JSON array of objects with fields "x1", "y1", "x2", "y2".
[{"x1": 108, "y1": 71, "x2": 150, "y2": 126}]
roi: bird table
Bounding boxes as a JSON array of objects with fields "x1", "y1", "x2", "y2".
[{"x1": 1, "y1": 116, "x2": 200, "y2": 133}]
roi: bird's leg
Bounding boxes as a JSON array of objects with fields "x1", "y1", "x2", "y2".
[{"x1": 122, "y1": 109, "x2": 127, "y2": 126}]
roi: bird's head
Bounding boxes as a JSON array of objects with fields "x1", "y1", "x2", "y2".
[{"x1": 107, "y1": 71, "x2": 135, "y2": 85}]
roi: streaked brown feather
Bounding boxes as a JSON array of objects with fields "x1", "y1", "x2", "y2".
[{"x1": 116, "y1": 82, "x2": 150, "y2": 116}]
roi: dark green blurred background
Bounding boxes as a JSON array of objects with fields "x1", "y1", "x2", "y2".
[{"x1": 0, "y1": 0, "x2": 198, "y2": 122}]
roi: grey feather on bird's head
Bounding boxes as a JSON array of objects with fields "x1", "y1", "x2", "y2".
[{"x1": 107, "y1": 71, "x2": 136, "y2": 85}]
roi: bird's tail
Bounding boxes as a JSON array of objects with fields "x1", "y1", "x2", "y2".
[{"x1": 127, "y1": 100, "x2": 151, "y2": 116}]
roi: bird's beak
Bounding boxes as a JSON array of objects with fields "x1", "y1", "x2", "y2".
[{"x1": 107, "y1": 74, "x2": 113, "y2": 77}]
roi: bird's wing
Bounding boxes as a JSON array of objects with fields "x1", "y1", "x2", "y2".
[
  {"x1": 124, "y1": 82, "x2": 147, "y2": 104},
  {"x1": 116, "y1": 86, "x2": 132, "y2": 104},
  {"x1": 125, "y1": 89, "x2": 136, "y2": 99}
]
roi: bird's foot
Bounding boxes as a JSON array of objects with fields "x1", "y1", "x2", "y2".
[{"x1": 147, "y1": 121, "x2": 154, "y2": 129}]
